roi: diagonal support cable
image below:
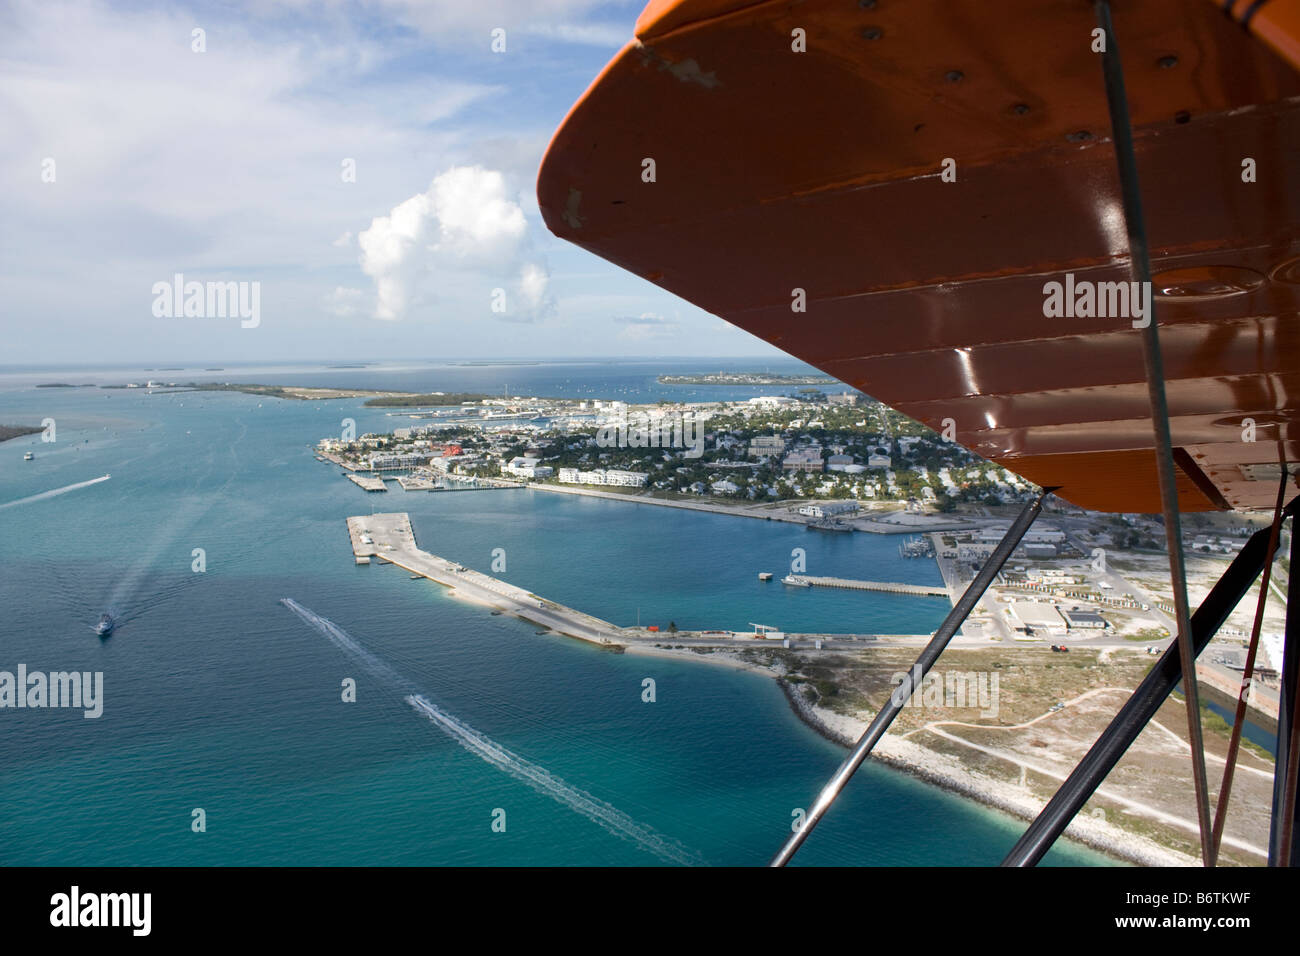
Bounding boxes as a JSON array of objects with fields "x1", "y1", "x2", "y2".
[
  {"x1": 770, "y1": 487, "x2": 1054, "y2": 866},
  {"x1": 1210, "y1": 452, "x2": 1289, "y2": 863},
  {"x1": 1280, "y1": 524, "x2": 1300, "y2": 864},
  {"x1": 1094, "y1": 0, "x2": 1214, "y2": 866}
]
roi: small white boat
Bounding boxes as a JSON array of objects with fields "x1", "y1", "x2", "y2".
[{"x1": 23, "y1": 452, "x2": 34, "y2": 460}]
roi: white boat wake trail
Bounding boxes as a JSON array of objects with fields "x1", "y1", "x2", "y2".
[
  {"x1": 0, "y1": 474, "x2": 111, "y2": 510},
  {"x1": 280, "y1": 598, "x2": 704, "y2": 866}
]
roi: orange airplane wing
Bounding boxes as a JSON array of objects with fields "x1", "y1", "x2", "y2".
[{"x1": 538, "y1": 0, "x2": 1300, "y2": 512}]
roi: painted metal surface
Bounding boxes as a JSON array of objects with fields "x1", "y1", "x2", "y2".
[{"x1": 538, "y1": 0, "x2": 1300, "y2": 511}]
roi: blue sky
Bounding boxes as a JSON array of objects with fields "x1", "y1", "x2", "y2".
[{"x1": 0, "y1": 0, "x2": 782, "y2": 363}]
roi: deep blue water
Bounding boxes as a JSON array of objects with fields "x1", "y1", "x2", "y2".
[{"x1": 0, "y1": 367, "x2": 1110, "y2": 866}]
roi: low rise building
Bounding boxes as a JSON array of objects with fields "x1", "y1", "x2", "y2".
[
  {"x1": 505, "y1": 457, "x2": 553, "y2": 479},
  {"x1": 783, "y1": 447, "x2": 824, "y2": 473},
  {"x1": 370, "y1": 452, "x2": 431, "y2": 471},
  {"x1": 1061, "y1": 608, "x2": 1108, "y2": 630},
  {"x1": 558, "y1": 467, "x2": 646, "y2": 487},
  {"x1": 1009, "y1": 602, "x2": 1069, "y2": 637},
  {"x1": 749, "y1": 435, "x2": 787, "y2": 458},
  {"x1": 798, "y1": 502, "x2": 859, "y2": 518}
]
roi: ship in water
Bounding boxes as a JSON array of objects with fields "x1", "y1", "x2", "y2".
[
  {"x1": 806, "y1": 518, "x2": 851, "y2": 533},
  {"x1": 899, "y1": 536, "x2": 935, "y2": 559},
  {"x1": 23, "y1": 452, "x2": 33, "y2": 460},
  {"x1": 94, "y1": 613, "x2": 115, "y2": 637}
]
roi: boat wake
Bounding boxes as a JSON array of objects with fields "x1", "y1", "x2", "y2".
[
  {"x1": 0, "y1": 473, "x2": 111, "y2": 510},
  {"x1": 280, "y1": 597, "x2": 704, "y2": 866}
]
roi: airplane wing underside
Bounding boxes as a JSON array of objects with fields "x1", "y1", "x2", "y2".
[{"x1": 538, "y1": 0, "x2": 1300, "y2": 512}]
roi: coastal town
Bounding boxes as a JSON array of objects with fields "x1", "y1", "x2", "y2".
[{"x1": 315, "y1": 386, "x2": 1286, "y2": 866}]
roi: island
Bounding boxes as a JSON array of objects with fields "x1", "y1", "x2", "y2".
[
  {"x1": 659, "y1": 372, "x2": 838, "y2": 386},
  {"x1": 0, "y1": 424, "x2": 43, "y2": 443}
]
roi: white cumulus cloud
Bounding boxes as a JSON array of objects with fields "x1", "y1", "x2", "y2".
[{"x1": 357, "y1": 165, "x2": 550, "y2": 320}]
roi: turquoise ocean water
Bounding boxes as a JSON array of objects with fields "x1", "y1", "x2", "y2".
[{"x1": 0, "y1": 361, "x2": 1110, "y2": 866}]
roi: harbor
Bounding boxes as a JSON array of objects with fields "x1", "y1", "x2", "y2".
[{"x1": 346, "y1": 512, "x2": 940, "y2": 650}]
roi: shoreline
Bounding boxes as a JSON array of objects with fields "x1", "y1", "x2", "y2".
[
  {"x1": 348, "y1": 512, "x2": 1194, "y2": 867},
  {"x1": 527, "y1": 483, "x2": 979, "y2": 534},
  {"x1": 627, "y1": 641, "x2": 1193, "y2": 867},
  {"x1": 769, "y1": 666, "x2": 1194, "y2": 867}
]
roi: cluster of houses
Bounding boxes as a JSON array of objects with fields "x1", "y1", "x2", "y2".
[{"x1": 316, "y1": 392, "x2": 1042, "y2": 507}]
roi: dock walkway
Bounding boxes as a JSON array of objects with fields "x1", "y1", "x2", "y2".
[
  {"x1": 346, "y1": 473, "x2": 387, "y2": 492},
  {"x1": 346, "y1": 513, "x2": 625, "y2": 645},
  {"x1": 781, "y1": 574, "x2": 948, "y2": 597}
]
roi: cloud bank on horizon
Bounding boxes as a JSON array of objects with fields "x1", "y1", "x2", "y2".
[{"x1": 0, "y1": 0, "x2": 778, "y2": 363}]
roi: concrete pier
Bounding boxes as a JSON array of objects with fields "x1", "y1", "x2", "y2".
[
  {"x1": 346, "y1": 513, "x2": 626, "y2": 646},
  {"x1": 346, "y1": 513, "x2": 941, "y2": 650},
  {"x1": 781, "y1": 574, "x2": 948, "y2": 597},
  {"x1": 346, "y1": 474, "x2": 387, "y2": 492}
]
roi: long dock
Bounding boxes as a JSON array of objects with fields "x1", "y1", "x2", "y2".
[
  {"x1": 781, "y1": 574, "x2": 949, "y2": 597},
  {"x1": 346, "y1": 473, "x2": 387, "y2": 492},
  {"x1": 346, "y1": 513, "x2": 626, "y2": 646},
  {"x1": 345, "y1": 513, "x2": 957, "y2": 649}
]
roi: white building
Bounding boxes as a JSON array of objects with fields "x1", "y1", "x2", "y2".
[
  {"x1": 1009, "y1": 602, "x2": 1068, "y2": 636},
  {"x1": 604, "y1": 469, "x2": 647, "y2": 487},
  {"x1": 558, "y1": 467, "x2": 646, "y2": 487},
  {"x1": 798, "y1": 502, "x2": 859, "y2": 518},
  {"x1": 506, "y1": 457, "x2": 553, "y2": 479}
]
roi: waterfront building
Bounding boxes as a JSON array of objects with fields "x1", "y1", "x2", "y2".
[
  {"x1": 603, "y1": 469, "x2": 647, "y2": 487},
  {"x1": 505, "y1": 457, "x2": 553, "y2": 479},
  {"x1": 797, "y1": 502, "x2": 858, "y2": 518},
  {"x1": 558, "y1": 467, "x2": 647, "y2": 488},
  {"x1": 370, "y1": 452, "x2": 431, "y2": 471}
]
